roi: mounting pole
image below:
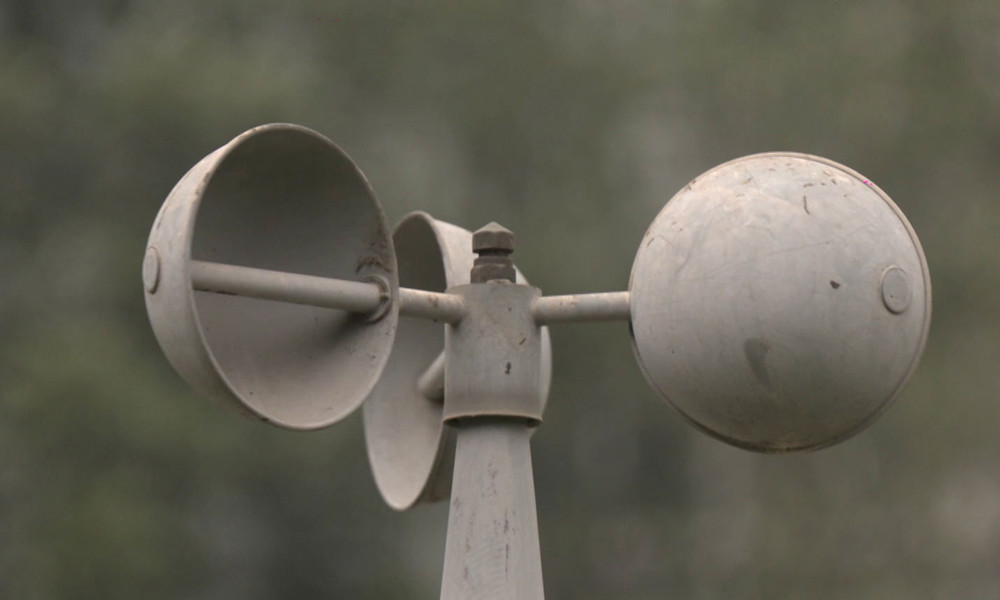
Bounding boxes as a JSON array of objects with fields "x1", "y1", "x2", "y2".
[
  {"x1": 441, "y1": 422, "x2": 543, "y2": 600},
  {"x1": 440, "y1": 224, "x2": 546, "y2": 600}
]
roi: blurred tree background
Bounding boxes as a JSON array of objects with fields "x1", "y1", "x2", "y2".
[{"x1": 1, "y1": 0, "x2": 999, "y2": 598}]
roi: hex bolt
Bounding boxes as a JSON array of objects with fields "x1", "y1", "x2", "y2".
[{"x1": 471, "y1": 222, "x2": 516, "y2": 283}]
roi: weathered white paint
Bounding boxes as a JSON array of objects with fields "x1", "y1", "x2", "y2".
[{"x1": 441, "y1": 421, "x2": 544, "y2": 600}]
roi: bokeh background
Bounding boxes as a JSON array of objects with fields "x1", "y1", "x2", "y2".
[{"x1": 2, "y1": 1, "x2": 999, "y2": 598}]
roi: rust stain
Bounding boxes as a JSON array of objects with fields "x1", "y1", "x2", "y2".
[{"x1": 355, "y1": 255, "x2": 389, "y2": 273}]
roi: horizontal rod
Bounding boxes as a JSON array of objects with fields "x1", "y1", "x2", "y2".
[
  {"x1": 191, "y1": 260, "x2": 385, "y2": 314},
  {"x1": 399, "y1": 288, "x2": 467, "y2": 324},
  {"x1": 531, "y1": 291, "x2": 631, "y2": 325},
  {"x1": 416, "y1": 352, "x2": 445, "y2": 403},
  {"x1": 190, "y1": 260, "x2": 465, "y2": 323}
]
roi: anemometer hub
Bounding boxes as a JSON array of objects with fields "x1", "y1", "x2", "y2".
[{"x1": 444, "y1": 282, "x2": 545, "y2": 423}]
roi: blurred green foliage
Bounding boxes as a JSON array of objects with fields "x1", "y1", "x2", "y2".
[{"x1": 2, "y1": 0, "x2": 999, "y2": 598}]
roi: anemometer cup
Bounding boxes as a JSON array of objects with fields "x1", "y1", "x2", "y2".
[
  {"x1": 628, "y1": 153, "x2": 931, "y2": 452},
  {"x1": 144, "y1": 124, "x2": 399, "y2": 430}
]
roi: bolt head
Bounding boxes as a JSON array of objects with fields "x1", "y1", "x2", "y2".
[{"x1": 472, "y1": 222, "x2": 515, "y2": 254}]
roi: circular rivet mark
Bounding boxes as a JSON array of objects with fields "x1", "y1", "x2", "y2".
[
  {"x1": 880, "y1": 266, "x2": 911, "y2": 314},
  {"x1": 143, "y1": 246, "x2": 161, "y2": 294}
]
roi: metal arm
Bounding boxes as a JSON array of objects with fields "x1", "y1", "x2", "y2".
[
  {"x1": 531, "y1": 291, "x2": 631, "y2": 325},
  {"x1": 189, "y1": 260, "x2": 466, "y2": 324},
  {"x1": 399, "y1": 288, "x2": 467, "y2": 324},
  {"x1": 416, "y1": 352, "x2": 446, "y2": 402}
]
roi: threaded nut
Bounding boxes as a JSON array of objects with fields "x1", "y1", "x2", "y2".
[{"x1": 471, "y1": 222, "x2": 516, "y2": 283}]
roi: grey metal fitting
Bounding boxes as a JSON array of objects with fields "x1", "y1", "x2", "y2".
[
  {"x1": 471, "y1": 222, "x2": 516, "y2": 283},
  {"x1": 444, "y1": 283, "x2": 544, "y2": 423}
]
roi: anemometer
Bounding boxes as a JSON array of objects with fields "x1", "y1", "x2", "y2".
[{"x1": 143, "y1": 123, "x2": 930, "y2": 599}]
